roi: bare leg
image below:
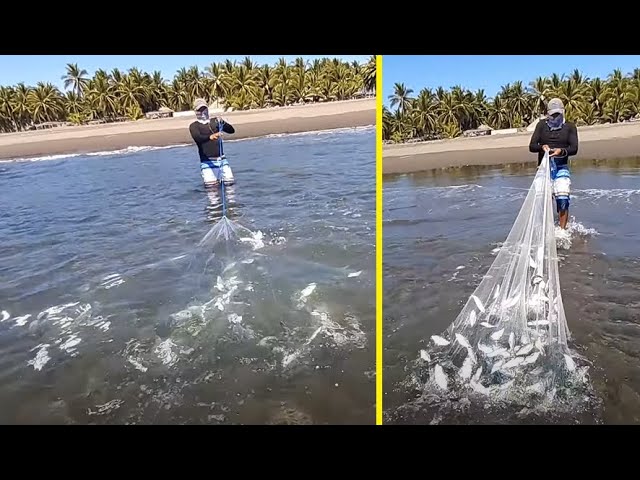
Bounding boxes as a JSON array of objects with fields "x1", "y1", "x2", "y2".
[{"x1": 559, "y1": 209, "x2": 569, "y2": 229}]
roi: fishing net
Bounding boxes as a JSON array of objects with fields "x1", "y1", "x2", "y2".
[{"x1": 411, "y1": 152, "x2": 597, "y2": 420}]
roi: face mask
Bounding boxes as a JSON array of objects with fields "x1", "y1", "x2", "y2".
[
  {"x1": 196, "y1": 107, "x2": 210, "y2": 124},
  {"x1": 547, "y1": 113, "x2": 564, "y2": 130}
]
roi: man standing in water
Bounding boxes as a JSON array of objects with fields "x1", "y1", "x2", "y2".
[
  {"x1": 189, "y1": 98, "x2": 236, "y2": 189},
  {"x1": 528, "y1": 98, "x2": 579, "y2": 230}
]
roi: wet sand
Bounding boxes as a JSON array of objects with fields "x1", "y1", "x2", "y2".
[
  {"x1": 0, "y1": 98, "x2": 375, "y2": 160},
  {"x1": 383, "y1": 122, "x2": 640, "y2": 174}
]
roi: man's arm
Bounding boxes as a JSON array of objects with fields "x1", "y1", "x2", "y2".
[
  {"x1": 528, "y1": 120, "x2": 544, "y2": 153},
  {"x1": 562, "y1": 123, "x2": 578, "y2": 157},
  {"x1": 189, "y1": 122, "x2": 211, "y2": 144}
]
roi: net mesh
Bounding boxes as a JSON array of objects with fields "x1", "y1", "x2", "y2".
[{"x1": 413, "y1": 152, "x2": 596, "y2": 417}]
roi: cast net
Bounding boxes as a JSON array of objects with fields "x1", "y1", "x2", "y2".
[{"x1": 412, "y1": 152, "x2": 596, "y2": 418}]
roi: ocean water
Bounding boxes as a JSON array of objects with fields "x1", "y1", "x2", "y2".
[
  {"x1": 0, "y1": 126, "x2": 376, "y2": 424},
  {"x1": 384, "y1": 159, "x2": 640, "y2": 424}
]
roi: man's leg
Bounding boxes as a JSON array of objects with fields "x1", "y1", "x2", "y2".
[
  {"x1": 557, "y1": 198, "x2": 569, "y2": 229},
  {"x1": 200, "y1": 162, "x2": 220, "y2": 190}
]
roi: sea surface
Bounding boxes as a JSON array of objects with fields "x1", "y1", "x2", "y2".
[
  {"x1": 0, "y1": 126, "x2": 376, "y2": 425},
  {"x1": 383, "y1": 158, "x2": 640, "y2": 424}
]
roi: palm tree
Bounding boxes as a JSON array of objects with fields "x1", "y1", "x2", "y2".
[
  {"x1": 383, "y1": 66, "x2": 640, "y2": 143},
  {"x1": 0, "y1": 56, "x2": 376, "y2": 132}
]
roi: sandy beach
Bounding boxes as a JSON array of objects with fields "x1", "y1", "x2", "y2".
[
  {"x1": 0, "y1": 98, "x2": 375, "y2": 160},
  {"x1": 383, "y1": 122, "x2": 640, "y2": 175}
]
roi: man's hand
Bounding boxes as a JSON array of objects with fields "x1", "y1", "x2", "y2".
[
  {"x1": 210, "y1": 132, "x2": 220, "y2": 141},
  {"x1": 542, "y1": 145, "x2": 550, "y2": 152},
  {"x1": 549, "y1": 148, "x2": 562, "y2": 157}
]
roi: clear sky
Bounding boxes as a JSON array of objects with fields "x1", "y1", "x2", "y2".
[
  {"x1": 383, "y1": 55, "x2": 640, "y2": 106},
  {"x1": 0, "y1": 55, "x2": 370, "y2": 89}
]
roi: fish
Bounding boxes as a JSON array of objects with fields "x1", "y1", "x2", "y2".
[
  {"x1": 471, "y1": 295, "x2": 485, "y2": 313},
  {"x1": 486, "y1": 348, "x2": 509, "y2": 358},
  {"x1": 420, "y1": 349, "x2": 430, "y2": 362},
  {"x1": 455, "y1": 333, "x2": 472, "y2": 350},
  {"x1": 470, "y1": 380, "x2": 490, "y2": 396},
  {"x1": 490, "y1": 328, "x2": 505, "y2": 341},
  {"x1": 508, "y1": 332, "x2": 515, "y2": 351},
  {"x1": 431, "y1": 335, "x2": 450, "y2": 346},
  {"x1": 478, "y1": 343, "x2": 493, "y2": 354},
  {"x1": 534, "y1": 338, "x2": 545, "y2": 354},
  {"x1": 468, "y1": 310, "x2": 476, "y2": 327},
  {"x1": 459, "y1": 355, "x2": 473, "y2": 380},
  {"x1": 0, "y1": 310, "x2": 9, "y2": 322},
  {"x1": 502, "y1": 357, "x2": 524, "y2": 369},
  {"x1": 472, "y1": 366, "x2": 483, "y2": 383},
  {"x1": 493, "y1": 283, "x2": 501, "y2": 300},
  {"x1": 516, "y1": 343, "x2": 534, "y2": 357},
  {"x1": 521, "y1": 351, "x2": 540, "y2": 366},
  {"x1": 480, "y1": 322, "x2": 496, "y2": 328},
  {"x1": 433, "y1": 364, "x2": 448, "y2": 391},
  {"x1": 564, "y1": 354, "x2": 576, "y2": 372},
  {"x1": 503, "y1": 294, "x2": 521, "y2": 308},
  {"x1": 529, "y1": 256, "x2": 537, "y2": 269},
  {"x1": 490, "y1": 360, "x2": 504, "y2": 373},
  {"x1": 528, "y1": 320, "x2": 550, "y2": 326}
]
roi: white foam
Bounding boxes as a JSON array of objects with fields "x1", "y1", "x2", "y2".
[{"x1": 28, "y1": 344, "x2": 51, "y2": 371}]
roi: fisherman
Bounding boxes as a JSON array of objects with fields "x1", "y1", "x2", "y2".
[
  {"x1": 189, "y1": 98, "x2": 236, "y2": 189},
  {"x1": 528, "y1": 98, "x2": 579, "y2": 230}
]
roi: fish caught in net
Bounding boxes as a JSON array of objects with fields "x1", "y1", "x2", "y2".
[{"x1": 408, "y1": 152, "x2": 598, "y2": 421}]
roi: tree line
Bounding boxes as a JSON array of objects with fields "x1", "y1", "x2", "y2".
[
  {"x1": 0, "y1": 55, "x2": 377, "y2": 133},
  {"x1": 383, "y1": 68, "x2": 640, "y2": 143}
]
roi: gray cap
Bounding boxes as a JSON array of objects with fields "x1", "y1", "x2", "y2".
[
  {"x1": 547, "y1": 98, "x2": 564, "y2": 114},
  {"x1": 193, "y1": 98, "x2": 208, "y2": 111}
]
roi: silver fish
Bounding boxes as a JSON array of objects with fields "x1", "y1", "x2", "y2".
[
  {"x1": 534, "y1": 338, "x2": 545, "y2": 354},
  {"x1": 502, "y1": 357, "x2": 524, "y2": 369},
  {"x1": 455, "y1": 333, "x2": 472, "y2": 350},
  {"x1": 508, "y1": 332, "x2": 515, "y2": 351},
  {"x1": 459, "y1": 355, "x2": 473, "y2": 380},
  {"x1": 471, "y1": 295, "x2": 485, "y2": 313},
  {"x1": 529, "y1": 256, "x2": 537, "y2": 269},
  {"x1": 472, "y1": 366, "x2": 483, "y2": 383},
  {"x1": 521, "y1": 351, "x2": 540, "y2": 365},
  {"x1": 493, "y1": 284, "x2": 501, "y2": 300},
  {"x1": 470, "y1": 380, "x2": 490, "y2": 396},
  {"x1": 563, "y1": 354, "x2": 576, "y2": 372},
  {"x1": 516, "y1": 343, "x2": 534, "y2": 357},
  {"x1": 431, "y1": 335, "x2": 450, "y2": 346},
  {"x1": 434, "y1": 364, "x2": 448, "y2": 391},
  {"x1": 490, "y1": 328, "x2": 505, "y2": 341},
  {"x1": 480, "y1": 322, "x2": 496, "y2": 328},
  {"x1": 490, "y1": 360, "x2": 504, "y2": 373},
  {"x1": 478, "y1": 343, "x2": 493, "y2": 354},
  {"x1": 468, "y1": 310, "x2": 476, "y2": 327},
  {"x1": 420, "y1": 349, "x2": 430, "y2": 362},
  {"x1": 486, "y1": 348, "x2": 509, "y2": 358},
  {"x1": 503, "y1": 294, "x2": 521, "y2": 309},
  {"x1": 528, "y1": 320, "x2": 550, "y2": 326}
]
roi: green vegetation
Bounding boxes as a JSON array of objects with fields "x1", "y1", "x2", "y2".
[
  {"x1": 0, "y1": 56, "x2": 376, "y2": 132},
  {"x1": 383, "y1": 68, "x2": 640, "y2": 143}
]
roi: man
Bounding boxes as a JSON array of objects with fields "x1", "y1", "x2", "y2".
[
  {"x1": 528, "y1": 98, "x2": 579, "y2": 230},
  {"x1": 189, "y1": 98, "x2": 236, "y2": 189}
]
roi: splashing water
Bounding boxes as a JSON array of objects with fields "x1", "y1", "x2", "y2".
[{"x1": 403, "y1": 152, "x2": 599, "y2": 422}]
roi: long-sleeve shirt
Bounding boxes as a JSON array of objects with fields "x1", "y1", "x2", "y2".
[
  {"x1": 528, "y1": 120, "x2": 578, "y2": 167},
  {"x1": 189, "y1": 118, "x2": 236, "y2": 161}
]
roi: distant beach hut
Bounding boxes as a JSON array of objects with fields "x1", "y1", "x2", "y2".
[{"x1": 463, "y1": 124, "x2": 493, "y2": 137}]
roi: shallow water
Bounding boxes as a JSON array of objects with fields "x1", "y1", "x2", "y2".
[
  {"x1": 0, "y1": 126, "x2": 375, "y2": 424},
  {"x1": 383, "y1": 158, "x2": 640, "y2": 424}
]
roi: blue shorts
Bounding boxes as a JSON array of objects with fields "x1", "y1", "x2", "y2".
[{"x1": 551, "y1": 162, "x2": 570, "y2": 212}]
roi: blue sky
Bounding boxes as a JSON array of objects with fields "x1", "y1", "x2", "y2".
[
  {"x1": 0, "y1": 55, "x2": 370, "y2": 89},
  {"x1": 383, "y1": 55, "x2": 640, "y2": 107}
]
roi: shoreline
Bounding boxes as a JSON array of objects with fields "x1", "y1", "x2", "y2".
[
  {"x1": 383, "y1": 122, "x2": 640, "y2": 175},
  {"x1": 0, "y1": 99, "x2": 375, "y2": 161}
]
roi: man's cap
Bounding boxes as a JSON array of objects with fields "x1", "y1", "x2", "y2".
[
  {"x1": 547, "y1": 98, "x2": 564, "y2": 114},
  {"x1": 193, "y1": 98, "x2": 208, "y2": 111}
]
